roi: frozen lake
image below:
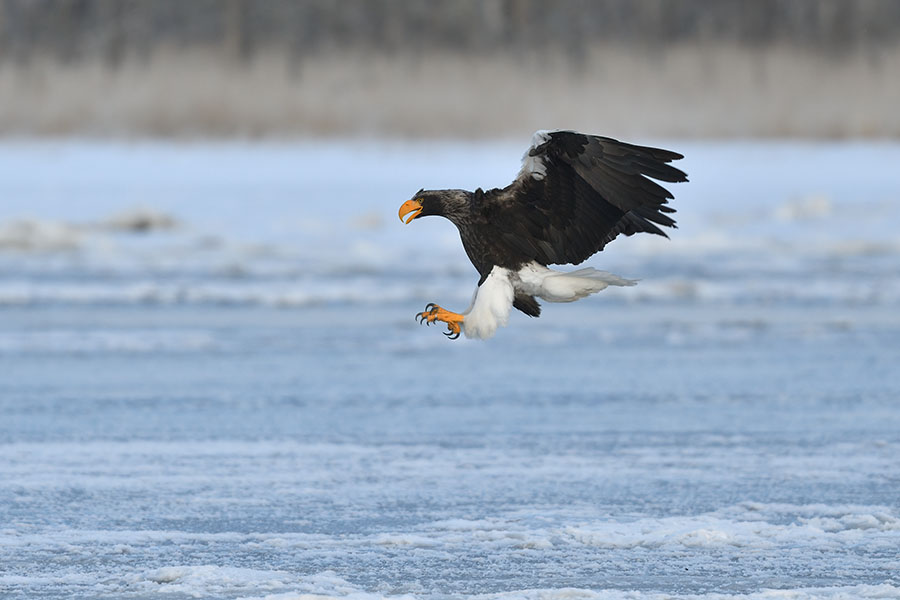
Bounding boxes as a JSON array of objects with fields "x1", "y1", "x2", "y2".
[{"x1": 1, "y1": 139, "x2": 899, "y2": 599}]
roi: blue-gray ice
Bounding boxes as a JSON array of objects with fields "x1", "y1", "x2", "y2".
[{"x1": 0, "y1": 140, "x2": 899, "y2": 600}]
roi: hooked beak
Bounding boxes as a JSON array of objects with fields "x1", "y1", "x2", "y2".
[{"x1": 398, "y1": 199, "x2": 423, "y2": 224}]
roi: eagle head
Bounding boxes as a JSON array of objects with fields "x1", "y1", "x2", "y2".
[{"x1": 399, "y1": 189, "x2": 471, "y2": 225}]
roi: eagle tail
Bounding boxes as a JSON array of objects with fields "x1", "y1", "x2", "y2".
[{"x1": 539, "y1": 267, "x2": 636, "y2": 303}]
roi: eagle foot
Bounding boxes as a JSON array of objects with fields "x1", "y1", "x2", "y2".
[{"x1": 415, "y1": 303, "x2": 463, "y2": 340}]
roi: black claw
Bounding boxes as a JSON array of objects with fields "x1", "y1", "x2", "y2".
[
  {"x1": 416, "y1": 303, "x2": 440, "y2": 326},
  {"x1": 415, "y1": 302, "x2": 457, "y2": 336}
]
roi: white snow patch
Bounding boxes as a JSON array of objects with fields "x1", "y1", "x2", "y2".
[
  {"x1": 0, "y1": 219, "x2": 82, "y2": 252},
  {"x1": 141, "y1": 565, "x2": 293, "y2": 596},
  {"x1": 373, "y1": 533, "x2": 439, "y2": 548},
  {"x1": 775, "y1": 194, "x2": 833, "y2": 222}
]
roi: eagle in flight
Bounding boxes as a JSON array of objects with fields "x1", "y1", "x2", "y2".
[{"x1": 398, "y1": 130, "x2": 687, "y2": 340}]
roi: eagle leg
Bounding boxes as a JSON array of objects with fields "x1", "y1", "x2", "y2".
[{"x1": 415, "y1": 304, "x2": 464, "y2": 339}]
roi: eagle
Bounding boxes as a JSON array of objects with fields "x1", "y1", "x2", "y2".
[{"x1": 398, "y1": 130, "x2": 687, "y2": 340}]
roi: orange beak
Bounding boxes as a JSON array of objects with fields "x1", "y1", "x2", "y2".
[{"x1": 398, "y1": 199, "x2": 423, "y2": 224}]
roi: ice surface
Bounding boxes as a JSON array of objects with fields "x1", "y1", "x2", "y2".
[
  {"x1": 1, "y1": 140, "x2": 899, "y2": 311},
  {"x1": 0, "y1": 140, "x2": 899, "y2": 599}
]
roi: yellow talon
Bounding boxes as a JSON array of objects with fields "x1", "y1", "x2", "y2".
[{"x1": 415, "y1": 304, "x2": 464, "y2": 339}]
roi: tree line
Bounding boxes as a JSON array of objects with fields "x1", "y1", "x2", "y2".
[{"x1": 2, "y1": 0, "x2": 899, "y2": 66}]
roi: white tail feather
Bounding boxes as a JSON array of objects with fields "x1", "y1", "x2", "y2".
[
  {"x1": 564, "y1": 267, "x2": 638, "y2": 287},
  {"x1": 515, "y1": 263, "x2": 636, "y2": 303}
]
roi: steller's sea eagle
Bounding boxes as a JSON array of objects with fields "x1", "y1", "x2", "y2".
[{"x1": 398, "y1": 130, "x2": 687, "y2": 340}]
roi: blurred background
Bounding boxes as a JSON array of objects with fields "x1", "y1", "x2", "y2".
[
  {"x1": 3, "y1": 2, "x2": 900, "y2": 600},
  {"x1": 2, "y1": 0, "x2": 900, "y2": 138}
]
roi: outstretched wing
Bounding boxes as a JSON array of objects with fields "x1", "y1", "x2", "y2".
[{"x1": 484, "y1": 130, "x2": 687, "y2": 266}]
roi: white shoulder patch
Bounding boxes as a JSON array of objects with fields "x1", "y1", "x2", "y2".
[
  {"x1": 462, "y1": 266, "x2": 514, "y2": 340},
  {"x1": 518, "y1": 130, "x2": 553, "y2": 181}
]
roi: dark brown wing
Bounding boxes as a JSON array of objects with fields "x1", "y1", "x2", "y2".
[{"x1": 483, "y1": 131, "x2": 687, "y2": 266}]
